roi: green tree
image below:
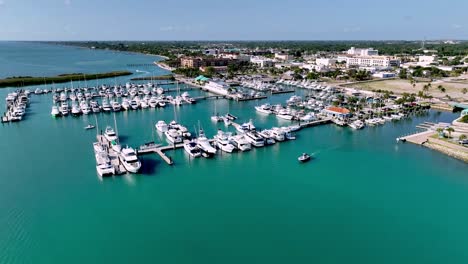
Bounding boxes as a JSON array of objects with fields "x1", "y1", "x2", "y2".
[
  {"x1": 460, "y1": 134, "x2": 467, "y2": 140},
  {"x1": 462, "y1": 88, "x2": 467, "y2": 94},
  {"x1": 446, "y1": 127, "x2": 455, "y2": 138},
  {"x1": 399, "y1": 68, "x2": 408, "y2": 79}
]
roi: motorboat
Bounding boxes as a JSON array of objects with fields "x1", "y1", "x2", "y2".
[
  {"x1": 102, "y1": 99, "x2": 112, "y2": 112},
  {"x1": 119, "y1": 146, "x2": 141, "y2": 173},
  {"x1": 196, "y1": 129, "x2": 217, "y2": 156},
  {"x1": 229, "y1": 135, "x2": 251, "y2": 152},
  {"x1": 111, "y1": 101, "x2": 121, "y2": 112},
  {"x1": 214, "y1": 130, "x2": 235, "y2": 153},
  {"x1": 165, "y1": 129, "x2": 183, "y2": 144},
  {"x1": 236, "y1": 120, "x2": 256, "y2": 134},
  {"x1": 51, "y1": 105, "x2": 60, "y2": 118},
  {"x1": 298, "y1": 153, "x2": 311, "y2": 163},
  {"x1": 59, "y1": 102, "x2": 69, "y2": 116},
  {"x1": 245, "y1": 131, "x2": 265, "y2": 147},
  {"x1": 155, "y1": 120, "x2": 168, "y2": 133},
  {"x1": 84, "y1": 124, "x2": 95, "y2": 130},
  {"x1": 259, "y1": 130, "x2": 276, "y2": 145},
  {"x1": 71, "y1": 103, "x2": 81, "y2": 116},
  {"x1": 270, "y1": 128, "x2": 286, "y2": 141},
  {"x1": 104, "y1": 126, "x2": 118, "y2": 142},
  {"x1": 122, "y1": 99, "x2": 130, "y2": 110},
  {"x1": 255, "y1": 104, "x2": 273, "y2": 115},
  {"x1": 348, "y1": 120, "x2": 365, "y2": 130},
  {"x1": 184, "y1": 140, "x2": 202, "y2": 158},
  {"x1": 130, "y1": 99, "x2": 139, "y2": 110}
]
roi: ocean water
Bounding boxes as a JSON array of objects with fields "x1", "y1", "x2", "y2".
[{"x1": 0, "y1": 42, "x2": 468, "y2": 264}]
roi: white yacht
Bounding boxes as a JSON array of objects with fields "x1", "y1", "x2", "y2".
[
  {"x1": 184, "y1": 140, "x2": 202, "y2": 158},
  {"x1": 111, "y1": 101, "x2": 121, "y2": 112},
  {"x1": 104, "y1": 126, "x2": 118, "y2": 142},
  {"x1": 255, "y1": 104, "x2": 273, "y2": 115},
  {"x1": 51, "y1": 105, "x2": 60, "y2": 118},
  {"x1": 349, "y1": 120, "x2": 365, "y2": 130},
  {"x1": 165, "y1": 129, "x2": 183, "y2": 144},
  {"x1": 270, "y1": 128, "x2": 286, "y2": 141},
  {"x1": 130, "y1": 99, "x2": 139, "y2": 110},
  {"x1": 196, "y1": 129, "x2": 217, "y2": 156},
  {"x1": 122, "y1": 99, "x2": 130, "y2": 110},
  {"x1": 276, "y1": 109, "x2": 294, "y2": 120},
  {"x1": 148, "y1": 97, "x2": 158, "y2": 108},
  {"x1": 155, "y1": 120, "x2": 168, "y2": 133},
  {"x1": 259, "y1": 130, "x2": 276, "y2": 145},
  {"x1": 140, "y1": 100, "x2": 149, "y2": 109},
  {"x1": 119, "y1": 146, "x2": 141, "y2": 173},
  {"x1": 59, "y1": 102, "x2": 69, "y2": 116},
  {"x1": 245, "y1": 131, "x2": 265, "y2": 147},
  {"x1": 236, "y1": 120, "x2": 256, "y2": 134},
  {"x1": 81, "y1": 102, "x2": 91, "y2": 115},
  {"x1": 214, "y1": 130, "x2": 235, "y2": 153},
  {"x1": 229, "y1": 135, "x2": 251, "y2": 151},
  {"x1": 71, "y1": 103, "x2": 81, "y2": 116},
  {"x1": 102, "y1": 99, "x2": 112, "y2": 112}
]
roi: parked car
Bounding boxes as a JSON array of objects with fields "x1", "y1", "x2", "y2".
[{"x1": 458, "y1": 139, "x2": 468, "y2": 145}]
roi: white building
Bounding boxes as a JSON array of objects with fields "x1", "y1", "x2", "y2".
[
  {"x1": 346, "y1": 56, "x2": 400, "y2": 69},
  {"x1": 347, "y1": 47, "x2": 379, "y2": 56},
  {"x1": 418, "y1": 55, "x2": 437, "y2": 67},
  {"x1": 275, "y1": 52, "x2": 293, "y2": 61},
  {"x1": 219, "y1": 53, "x2": 251, "y2": 62},
  {"x1": 315, "y1": 58, "x2": 337, "y2": 67},
  {"x1": 372, "y1": 72, "x2": 396, "y2": 78},
  {"x1": 250, "y1": 56, "x2": 275, "y2": 68}
]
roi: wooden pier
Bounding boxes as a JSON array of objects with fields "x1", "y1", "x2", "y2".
[
  {"x1": 138, "y1": 139, "x2": 215, "y2": 165},
  {"x1": 299, "y1": 118, "x2": 332, "y2": 128}
]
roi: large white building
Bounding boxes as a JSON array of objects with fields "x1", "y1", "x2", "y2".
[
  {"x1": 250, "y1": 57, "x2": 275, "y2": 68},
  {"x1": 346, "y1": 56, "x2": 400, "y2": 69},
  {"x1": 275, "y1": 52, "x2": 293, "y2": 61},
  {"x1": 418, "y1": 55, "x2": 437, "y2": 67},
  {"x1": 347, "y1": 47, "x2": 379, "y2": 56},
  {"x1": 315, "y1": 58, "x2": 337, "y2": 67}
]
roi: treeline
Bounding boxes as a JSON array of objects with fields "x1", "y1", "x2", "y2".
[
  {"x1": 0, "y1": 71, "x2": 132, "y2": 88},
  {"x1": 50, "y1": 40, "x2": 468, "y2": 57}
]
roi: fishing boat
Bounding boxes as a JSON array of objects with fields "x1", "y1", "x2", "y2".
[
  {"x1": 196, "y1": 129, "x2": 217, "y2": 157},
  {"x1": 298, "y1": 153, "x2": 311, "y2": 163}
]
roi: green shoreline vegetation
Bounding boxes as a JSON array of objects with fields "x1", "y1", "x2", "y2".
[
  {"x1": 0, "y1": 71, "x2": 133, "y2": 88},
  {"x1": 130, "y1": 74, "x2": 175, "y2": 81}
]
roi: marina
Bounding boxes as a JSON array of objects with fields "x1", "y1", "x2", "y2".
[{"x1": 1, "y1": 41, "x2": 467, "y2": 264}]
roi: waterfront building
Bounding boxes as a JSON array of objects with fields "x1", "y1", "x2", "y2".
[
  {"x1": 204, "y1": 80, "x2": 232, "y2": 96},
  {"x1": 322, "y1": 106, "x2": 351, "y2": 119}
]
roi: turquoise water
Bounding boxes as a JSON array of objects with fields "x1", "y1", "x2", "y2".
[{"x1": 1, "y1": 43, "x2": 468, "y2": 264}]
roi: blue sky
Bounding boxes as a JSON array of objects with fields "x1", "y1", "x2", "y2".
[{"x1": 0, "y1": 0, "x2": 467, "y2": 40}]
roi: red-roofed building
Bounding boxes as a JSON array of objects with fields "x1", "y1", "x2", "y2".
[{"x1": 322, "y1": 106, "x2": 351, "y2": 118}]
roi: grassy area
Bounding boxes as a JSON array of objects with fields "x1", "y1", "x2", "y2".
[
  {"x1": 348, "y1": 78, "x2": 468, "y2": 102},
  {"x1": 0, "y1": 71, "x2": 133, "y2": 88}
]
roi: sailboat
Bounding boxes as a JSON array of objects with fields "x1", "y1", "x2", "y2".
[{"x1": 211, "y1": 100, "x2": 223, "y2": 122}]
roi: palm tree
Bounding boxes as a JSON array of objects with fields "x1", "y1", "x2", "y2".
[
  {"x1": 436, "y1": 127, "x2": 444, "y2": 138},
  {"x1": 462, "y1": 88, "x2": 467, "y2": 95},
  {"x1": 446, "y1": 127, "x2": 455, "y2": 138}
]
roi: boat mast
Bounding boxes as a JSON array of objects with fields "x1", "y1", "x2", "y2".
[{"x1": 113, "y1": 112, "x2": 120, "y2": 145}]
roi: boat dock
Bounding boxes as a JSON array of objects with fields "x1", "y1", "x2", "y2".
[
  {"x1": 397, "y1": 130, "x2": 435, "y2": 144},
  {"x1": 138, "y1": 139, "x2": 216, "y2": 165},
  {"x1": 96, "y1": 135, "x2": 126, "y2": 174},
  {"x1": 299, "y1": 118, "x2": 332, "y2": 128}
]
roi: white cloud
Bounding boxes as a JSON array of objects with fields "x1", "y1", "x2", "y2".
[
  {"x1": 343, "y1": 27, "x2": 361, "y2": 33},
  {"x1": 452, "y1": 24, "x2": 462, "y2": 29},
  {"x1": 64, "y1": 0, "x2": 71, "y2": 6}
]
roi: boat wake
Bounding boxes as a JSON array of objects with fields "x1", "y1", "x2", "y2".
[{"x1": 135, "y1": 69, "x2": 149, "y2": 74}]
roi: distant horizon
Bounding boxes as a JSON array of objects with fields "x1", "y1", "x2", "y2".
[{"x1": 2, "y1": 39, "x2": 468, "y2": 42}]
